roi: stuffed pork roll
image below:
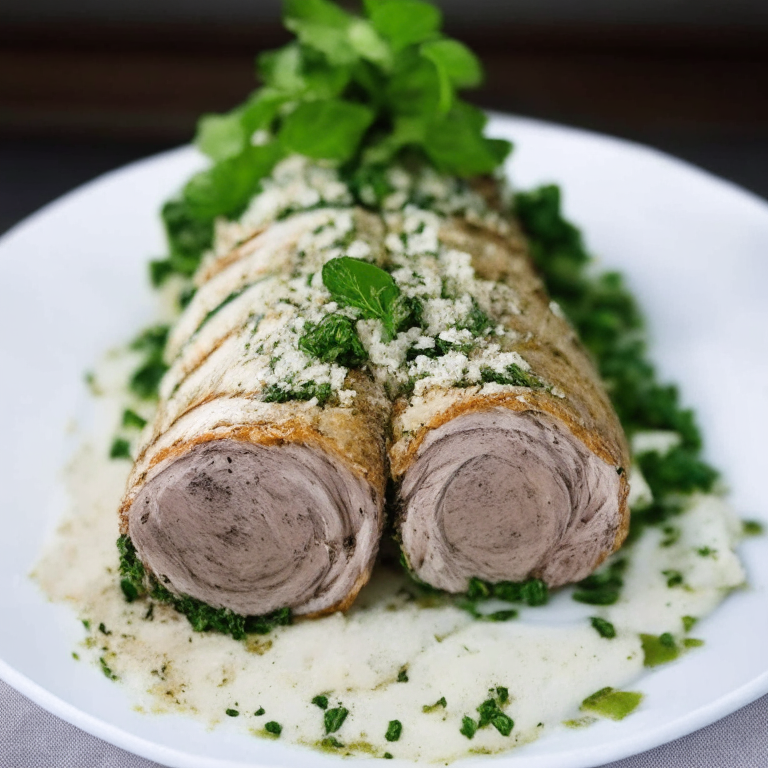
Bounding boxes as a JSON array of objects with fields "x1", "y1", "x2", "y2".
[
  {"x1": 375, "y1": 174, "x2": 631, "y2": 593},
  {"x1": 119, "y1": 164, "x2": 392, "y2": 618}
]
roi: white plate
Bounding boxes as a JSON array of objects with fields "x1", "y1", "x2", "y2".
[{"x1": 1, "y1": 114, "x2": 767, "y2": 768}]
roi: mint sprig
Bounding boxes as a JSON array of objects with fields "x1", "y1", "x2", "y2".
[
  {"x1": 157, "y1": 0, "x2": 510, "y2": 284},
  {"x1": 321, "y1": 256, "x2": 420, "y2": 340}
]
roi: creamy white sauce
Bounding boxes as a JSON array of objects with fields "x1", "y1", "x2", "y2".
[{"x1": 32, "y1": 350, "x2": 747, "y2": 762}]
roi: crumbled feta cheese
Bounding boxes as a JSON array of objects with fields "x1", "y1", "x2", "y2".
[
  {"x1": 346, "y1": 240, "x2": 372, "y2": 259},
  {"x1": 203, "y1": 158, "x2": 548, "y2": 406}
]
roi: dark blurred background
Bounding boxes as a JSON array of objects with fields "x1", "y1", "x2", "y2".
[{"x1": 2, "y1": 0, "x2": 768, "y2": 235}]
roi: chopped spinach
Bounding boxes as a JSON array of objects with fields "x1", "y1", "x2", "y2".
[
  {"x1": 312, "y1": 694, "x2": 329, "y2": 710},
  {"x1": 262, "y1": 381, "x2": 333, "y2": 407},
  {"x1": 298, "y1": 314, "x2": 368, "y2": 367},
  {"x1": 590, "y1": 617, "x2": 616, "y2": 639},
  {"x1": 116, "y1": 535, "x2": 291, "y2": 639},
  {"x1": 109, "y1": 438, "x2": 131, "y2": 460},
  {"x1": 422, "y1": 697, "x2": 447, "y2": 713},
  {"x1": 324, "y1": 706, "x2": 349, "y2": 734},
  {"x1": 385, "y1": 720, "x2": 402, "y2": 742},
  {"x1": 572, "y1": 559, "x2": 626, "y2": 606}
]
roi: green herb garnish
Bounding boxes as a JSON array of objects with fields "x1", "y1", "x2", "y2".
[
  {"x1": 151, "y1": 199, "x2": 214, "y2": 284},
  {"x1": 464, "y1": 577, "x2": 548, "y2": 607},
  {"x1": 479, "y1": 363, "x2": 543, "y2": 389},
  {"x1": 122, "y1": 409, "x2": 147, "y2": 429},
  {"x1": 262, "y1": 381, "x2": 333, "y2": 407},
  {"x1": 682, "y1": 615, "x2": 698, "y2": 632},
  {"x1": 128, "y1": 325, "x2": 170, "y2": 400},
  {"x1": 396, "y1": 666, "x2": 409, "y2": 683},
  {"x1": 459, "y1": 716, "x2": 478, "y2": 740},
  {"x1": 109, "y1": 438, "x2": 131, "y2": 460},
  {"x1": 743, "y1": 520, "x2": 764, "y2": 537},
  {"x1": 226, "y1": 708, "x2": 239, "y2": 717},
  {"x1": 590, "y1": 617, "x2": 616, "y2": 639},
  {"x1": 313, "y1": 695, "x2": 330, "y2": 710},
  {"x1": 660, "y1": 525, "x2": 680, "y2": 547},
  {"x1": 298, "y1": 314, "x2": 368, "y2": 367},
  {"x1": 255, "y1": 707, "x2": 266, "y2": 716},
  {"x1": 153, "y1": 0, "x2": 508, "y2": 289},
  {"x1": 422, "y1": 697, "x2": 447, "y2": 713},
  {"x1": 580, "y1": 687, "x2": 642, "y2": 720},
  {"x1": 476, "y1": 698, "x2": 513, "y2": 736},
  {"x1": 460, "y1": 687, "x2": 513, "y2": 739},
  {"x1": 116, "y1": 535, "x2": 292, "y2": 639},
  {"x1": 640, "y1": 633, "x2": 680, "y2": 667},
  {"x1": 385, "y1": 720, "x2": 402, "y2": 742},
  {"x1": 265, "y1": 721, "x2": 283, "y2": 736},
  {"x1": 99, "y1": 657, "x2": 118, "y2": 681},
  {"x1": 324, "y1": 706, "x2": 349, "y2": 734},
  {"x1": 321, "y1": 256, "x2": 419, "y2": 339},
  {"x1": 662, "y1": 569, "x2": 684, "y2": 588},
  {"x1": 572, "y1": 559, "x2": 626, "y2": 606}
]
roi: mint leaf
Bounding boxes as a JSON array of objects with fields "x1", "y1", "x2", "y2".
[
  {"x1": 259, "y1": 45, "x2": 306, "y2": 93},
  {"x1": 285, "y1": 0, "x2": 351, "y2": 26},
  {"x1": 183, "y1": 143, "x2": 284, "y2": 220},
  {"x1": 421, "y1": 39, "x2": 483, "y2": 112},
  {"x1": 363, "y1": 115, "x2": 425, "y2": 164},
  {"x1": 322, "y1": 256, "x2": 399, "y2": 323},
  {"x1": 387, "y1": 53, "x2": 441, "y2": 117},
  {"x1": 421, "y1": 39, "x2": 483, "y2": 89},
  {"x1": 279, "y1": 99, "x2": 374, "y2": 162},
  {"x1": 371, "y1": 1, "x2": 442, "y2": 51},
  {"x1": 348, "y1": 19, "x2": 392, "y2": 68},
  {"x1": 240, "y1": 89, "x2": 289, "y2": 134},
  {"x1": 195, "y1": 111, "x2": 246, "y2": 162},
  {"x1": 424, "y1": 102, "x2": 511, "y2": 176},
  {"x1": 285, "y1": 0, "x2": 357, "y2": 65}
]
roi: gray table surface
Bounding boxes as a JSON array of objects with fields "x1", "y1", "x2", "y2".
[{"x1": 1, "y1": 133, "x2": 767, "y2": 767}]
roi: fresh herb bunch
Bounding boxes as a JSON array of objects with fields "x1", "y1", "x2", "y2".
[{"x1": 152, "y1": 0, "x2": 509, "y2": 286}]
